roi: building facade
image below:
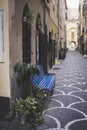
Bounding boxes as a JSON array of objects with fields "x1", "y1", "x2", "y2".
[
  {"x1": 66, "y1": 21, "x2": 79, "y2": 50},
  {"x1": 79, "y1": 0, "x2": 84, "y2": 53},
  {"x1": 0, "y1": 0, "x2": 60, "y2": 119},
  {"x1": 58, "y1": 0, "x2": 67, "y2": 49},
  {"x1": 83, "y1": 0, "x2": 87, "y2": 56},
  {"x1": 66, "y1": 8, "x2": 79, "y2": 51},
  {"x1": 46, "y1": 0, "x2": 59, "y2": 67},
  {"x1": 0, "y1": 0, "x2": 47, "y2": 119},
  {"x1": 0, "y1": 0, "x2": 68, "y2": 119}
]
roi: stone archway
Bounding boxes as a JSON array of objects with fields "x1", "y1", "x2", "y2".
[
  {"x1": 22, "y1": 4, "x2": 31, "y2": 64},
  {"x1": 69, "y1": 41, "x2": 76, "y2": 51}
]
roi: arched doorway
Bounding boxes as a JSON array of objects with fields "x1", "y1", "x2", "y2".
[
  {"x1": 36, "y1": 13, "x2": 42, "y2": 64},
  {"x1": 36, "y1": 13, "x2": 47, "y2": 73},
  {"x1": 69, "y1": 41, "x2": 76, "y2": 51},
  {"x1": 22, "y1": 4, "x2": 31, "y2": 64}
]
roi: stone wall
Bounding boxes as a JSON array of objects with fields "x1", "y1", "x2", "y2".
[{"x1": 9, "y1": 0, "x2": 46, "y2": 100}]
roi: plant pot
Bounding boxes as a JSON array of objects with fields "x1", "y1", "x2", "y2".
[
  {"x1": 59, "y1": 48, "x2": 66, "y2": 60},
  {"x1": 25, "y1": 123, "x2": 37, "y2": 130},
  {"x1": 29, "y1": 124, "x2": 37, "y2": 130},
  {"x1": 20, "y1": 114, "x2": 27, "y2": 125}
]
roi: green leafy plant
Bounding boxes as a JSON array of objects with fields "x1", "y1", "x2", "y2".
[
  {"x1": 12, "y1": 93, "x2": 44, "y2": 126},
  {"x1": 26, "y1": 10, "x2": 34, "y2": 28},
  {"x1": 14, "y1": 63, "x2": 39, "y2": 86},
  {"x1": 14, "y1": 63, "x2": 40, "y2": 98},
  {"x1": 6, "y1": 87, "x2": 45, "y2": 128},
  {"x1": 36, "y1": 14, "x2": 42, "y2": 32},
  {"x1": 14, "y1": 97, "x2": 37, "y2": 115}
]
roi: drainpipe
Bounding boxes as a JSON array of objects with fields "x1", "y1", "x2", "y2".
[
  {"x1": 58, "y1": 0, "x2": 60, "y2": 42},
  {"x1": 43, "y1": 0, "x2": 47, "y2": 73},
  {"x1": 43, "y1": 0, "x2": 47, "y2": 34},
  {"x1": 58, "y1": 0, "x2": 61, "y2": 56},
  {"x1": 58, "y1": 0, "x2": 62, "y2": 49}
]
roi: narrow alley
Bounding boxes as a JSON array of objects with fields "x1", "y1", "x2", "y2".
[
  {"x1": 0, "y1": 51, "x2": 87, "y2": 130},
  {"x1": 0, "y1": 0, "x2": 87, "y2": 130},
  {"x1": 37, "y1": 51, "x2": 87, "y2": 130}
]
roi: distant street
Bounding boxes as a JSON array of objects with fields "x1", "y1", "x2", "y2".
[{"x1": 37, "y1": 51, "x2": 87, "y2": 130}]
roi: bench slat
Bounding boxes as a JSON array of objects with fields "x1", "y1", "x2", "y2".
[{"x1": 30, "y1": 65, "x2": 55, "y2": 95}]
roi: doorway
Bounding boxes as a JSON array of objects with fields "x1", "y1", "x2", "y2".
[{"x1": 22, "y1": 4, "x2": 31, "y2": 64}]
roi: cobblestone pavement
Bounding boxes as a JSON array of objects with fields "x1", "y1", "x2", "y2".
[
  {"x1": 37, "y1": 51, "x2": 87, "y2": 130},
  {"x1": 0, "y1": 51, "x2": 87, "y2": 130}
]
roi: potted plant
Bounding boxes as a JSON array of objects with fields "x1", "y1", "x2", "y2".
[
  {"x1": 14, "y1": 96, "x2": 38, "y2": 125},
  {"x1": 84, "y1": 50, "x2": 87, "y2": 58},
  {"x1": 6, "y1": 63, "x2": 46, "y2": 128},
  {"x1": 59, "y1": 48, "x2": 66, "y2": 60},
  {"x1": 14, "y1": 63, "x2": 40, "y2": 98},
  {"x1": 6, "y1": 87, "x2": 45, "y2": 128},
  {"x1": 12, "y1": 90, "x2": 44, "y2": 127}
]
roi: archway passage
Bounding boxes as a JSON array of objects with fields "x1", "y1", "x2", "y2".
[
  {"x1": 69, "y1": 41, "x2": 76, "y2": 51},
  {"x1": 22, "y1": 4, "x2": 31, "y2": 64}
]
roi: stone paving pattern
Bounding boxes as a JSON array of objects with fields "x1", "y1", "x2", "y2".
[
  {"x1": 37, "y1": 51, "x2": 87, "y2": 130},
  {"x1": 0, "y1": 51, "x2": 87, "y2": 130}
]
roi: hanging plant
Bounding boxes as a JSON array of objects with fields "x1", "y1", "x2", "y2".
[
  {"x1": 36, "y1": 14, "x2": 42, "y2": 32},
  {"x1": 27, "y1": 10, "x2": 34, "y2": 27},
  {"x1": 23, "y1": 9, "x2": 34, "y2": 28}
]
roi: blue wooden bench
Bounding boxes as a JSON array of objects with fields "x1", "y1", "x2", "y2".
[{"x1": 30, "y1": 65, "x2": 55, "y2": 98}]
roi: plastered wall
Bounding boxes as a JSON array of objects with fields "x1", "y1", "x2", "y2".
[
  {"x1": 0, "y1": 0, "x2": 10, "y2": 97},
  {"x1": 9, "y1": 0, "x2": 45, "y2": 100}
]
